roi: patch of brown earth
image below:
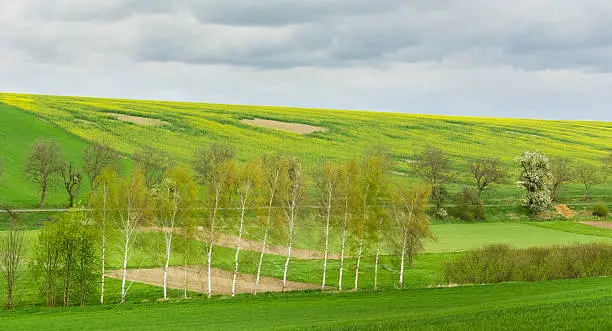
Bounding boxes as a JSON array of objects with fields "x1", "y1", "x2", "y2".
[
  {"x1": 112, "y1": 113, "x2": 168, "y2": 126},
  {"x1": 580, "y1": 221, "x2": 612, "y2": 229},
  {"x1": 146, "y1": 226, "x2": 343, "y2": 260},
  {"x1": 107, "y1": 266, "x2": 321, "y2": 295},
  {"x1": 554, "y1": 204, "x2": 577, "y2": 218},
  {"x1": 241, "y1": 118, "x2": 327, "y2": 135}
]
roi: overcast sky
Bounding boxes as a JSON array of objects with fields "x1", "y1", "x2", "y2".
[{"x1": 2, "y1": 1, "x2": 612, "y2": 121}]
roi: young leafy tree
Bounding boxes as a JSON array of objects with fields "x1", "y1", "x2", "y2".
[
  {"x1": 61, "y1": 161, "x2": 82, "y2": 207},
  {"x1": 25, "y1": 139, "x2": 64, "y2": 207},
  {"x1": 413, "y1": 145, "x2": 451, "y2": 216},
  {"x1": 254, "y1": 152, "x2": 287, "y2": 295},
  {"x1": 153, "y1": 167, "x2": 197, "y2": 300},
  {"x1": 281, "y1": 157, "x2": 304, "y2": 294},
  {"x1": 31, "y1": 218, "x2": 61, "y2": 306},
  {"x1": 193, "y1": 142, "x2": 236, "y2": 298},
  {"x1": 470, "y1": 157, "x2": 508, "y2": 199},
  {"x1": 575, "y1": 164, "x2": 603, "y2": 201},
  {"x1": 338, "y1": 160, "x2": 357, "y2": 291},
  {"x1": 516, "y1": 152, "x2": 552, "y2": 215},
  {"x1": 134, "y1": 146, "x2": 172, "y2": 189},
  {"x1": 351, "y1": 149, "x2": 389, "y2": 291},
  {"x1": 83, "y1": 139, "x2": 122, "y2": 190},
  {"x1": 314, "y1": 160, "x2": 341, "y2": 289},
  {"x1": 90, "y1": 167, "x2": 117, "y2": 304},
  {"x1": 392, "y1": 186, "x2": 433, "y2": 288},
  {"x1": 0, "y1": 208, "x2": 26, "y2": 309},
  {"x1": 368, "y1": 147, "x2": 392, "y2": 290},
  {"x1": 549, "y1": 158, "x2": 575, "y2": 201},
  {"x1": 232, "y1": 160, "x2": 262, "y2": 297},
  {"x1": 114, "y1": 170, "x2": 149, "y2": 304},
  {"x1": 74, "y1": 223, "x2": 97, "y2": 306}
]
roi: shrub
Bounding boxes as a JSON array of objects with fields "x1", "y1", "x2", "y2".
[
  {"x1": 443, "y1": 243, "x2": 612, "y2": 285},
  {"x1": 592, "y1": 205, "x2": 609, "y2": 217},
  {"x1": 453, "y1": 187, "x2": 485, "y2": 221}
]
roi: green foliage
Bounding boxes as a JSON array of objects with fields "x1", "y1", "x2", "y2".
[
  {"x1": 592, "y1": 204, "x2": 609, "y2": 217},
  {"x1": 453, "y1": 187, "x2": 485, "y2": 222},
  {"x1": 516, "y1": 152, "x2": 552, "y2": 215},
  {"x1": 30, "y1": 209, "x2": 98, "y2": 307},
  {"x1": 443, "y1": 243, "x2": 612, "y2": 284}
]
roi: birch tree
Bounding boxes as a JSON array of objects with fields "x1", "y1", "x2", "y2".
[
  {"x1": 314, "y1": 161, "x2": 341, "y2": 289},
  {"x1": 90, "y1": 167, "x2": 117, "y2": 304},
  {"x1": 114, "y1": 170, "x2": 149, "y2": 304},
  {"x1": 351, "y1": 149, "x2": 388, "y2": 291},
  {"x1": 281, "y1": 157, "x2": 304, "y2": 294},
  {"x1": 254, "y1": 153, "x2": 287, "y2": 295},
  {"x1": 25, "y1": 139, "x2": 64, "y2": 207},
  {"x1": 232, "y1": 160, "x2": 262, "y2": 297},
  {"x1": 338, "y1": 160, "x2": 357, "y2": 291},
  {"x1": 0, "y1": 208, "x2": 26, "y2": 309},
  {"x1": 392, "y1": 186, "x2": 432, "y2": 288},
  {"x1": 193, "y1": 142, "x2": 236, "y2": 298},
  {"x1": 153, "y1": 167, "x2": 197, "y2": 300}
]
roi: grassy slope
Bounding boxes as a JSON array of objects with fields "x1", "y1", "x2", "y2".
[
  {"x1": 0, "y1": 103, "x2": 90, "y2": 207},
  {"x1": 0, "y1": 92, "x2": 610, "y2": 207},
  {"x1": 2, "y1": 277, "x2": 610, "y2": 330}
]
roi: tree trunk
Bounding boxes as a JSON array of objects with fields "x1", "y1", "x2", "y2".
[
  {"x1": 255, "y1": 187, "x2": 276, "y2": 296},
  {"x1": 163, "y1": 236, "x2": 172, "y2": 300},
  {"x1": 322, "y1": 191, "x2": 332, "y2": 289},
  {"x1": 120, "y1": 232, "x2": 130, "y2": 304},
  {"x1": 399, "y1": 233, "x2": 407, "y2": 289},
  {"x1": 338, "y1": 196, "x2": 348, "y2": 291},
  {"x1": 282, "y1": 240, "x2": 293, "y2": 294},
  {"x1": 354, "y1": 237, "x2": 363, "y2": 291},
  {"x1": 100, "y1": 234, "x2": 106, "y2": 304},
  {"x1": 232, "y1": 202, "x2": 246, "y2": 297},
  {"x1": 374, "y1": 222, "x2": 382, "y2": 290},
  {"x1": 184, "y1": 254, "x2": 188, "y2": 299},
  {"x1": 40, "y1": 180, "x2": 47, "y2": 207},
  {"x1": 254, "y1": 227, "x2": 268, "y2": 295},
  {"x1": 206, "y1": 190, "x2": 220, "y2": 299}
]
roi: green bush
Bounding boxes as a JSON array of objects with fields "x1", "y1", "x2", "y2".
[
  {"x1": 592, "y1": 205, "x2": 609, "y2": 217},
  {"x1": 452, "y1": 187, "x2": 485, "y2": 222},
  {"x1": 443, "y1": 243, "x2": 612, "y2": 284}
]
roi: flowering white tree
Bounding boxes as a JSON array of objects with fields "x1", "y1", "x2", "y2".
[{"x1": 516, "y1": 152, "x2": 552, "y2": 215}]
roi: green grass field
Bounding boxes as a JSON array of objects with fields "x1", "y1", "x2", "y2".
[
  {"x1": 0, "y1": 92, "x2": 611, "y2": 329},
  {"x1": 0, "y1": 92, "x2": 610, "y2": 208},
  {"x1": 1, "y1": 277, "x2": 610, "y2": 330}
]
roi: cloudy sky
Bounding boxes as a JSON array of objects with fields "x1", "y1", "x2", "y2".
[{"x1": 2, "y1": 1, "x2": 612, "y2": 121}]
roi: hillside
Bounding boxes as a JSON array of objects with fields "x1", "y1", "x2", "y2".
[{"x1": 0, "y1": 92, "x2": 610, "y2": 207}]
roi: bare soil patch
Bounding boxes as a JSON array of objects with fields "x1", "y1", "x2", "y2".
[
  {"x1": 580, "y1": 221, "x2": 612, "y2": 229},
  {"x1": 107, "y1": 266, "x2": 321, "y2": 295},
  {"x1": 554, "y1": 204, "x2": 577, "y2": 218},
  {"x1": 111, "y1": 113, "x2": 168, "y2": 126},
  {"x1": 241, "y1": 118, "x2": 327, "y2": 135},
  {"x1": 145, "y1": 226, "x2": 343, "y2": 260}
]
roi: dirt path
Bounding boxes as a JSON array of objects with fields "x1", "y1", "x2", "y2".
[
  {"x1": 580, "y1": 221, "x2": 612, "y2": 229},
  {"x1": 107, "y1": 266, "x2": 322, "y2": 295},
  {"x1": 146, "y1": 226, "x2": 343, "y2": 260}
]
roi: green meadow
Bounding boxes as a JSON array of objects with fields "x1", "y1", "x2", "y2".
[{"x1": 0, "y1": 93, "x2": 611, "y2": 330}]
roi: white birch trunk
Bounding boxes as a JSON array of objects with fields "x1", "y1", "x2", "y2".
[
  {"x1": 354, "y1": 237, "x2": 363, "y2": 291},
  {"x1": 338, "y1": 195, "x2": 348, "y2": 291},
  {"x1": 321, "y1": 189, "x2": 332, "y2": 289},
  {"x1": 100, "y1": 183, "x2": 108, "y2": 305},
  {"x1": 254, "y1": 174, "x2": 278, "y2": 295},
  {"x1": 120, "y1": 230, "x2": 130, "y2": 304},
  {"x1": 374, "y1": 224, "x2": 381, "y2": 290},
  {"x1": 399, "y1": 231, "x2": 407, "y2": 289},
  {"x1": 206, "y1": 187, "x2": 220, "y2": 299},
  {"x1": 232, "y1": 199, "x2": 247, "y2": 297}
]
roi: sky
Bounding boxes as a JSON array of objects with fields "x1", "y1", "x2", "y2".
[{"x1": 1, "y1": 1, "x2": 612, "y2": 121}]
